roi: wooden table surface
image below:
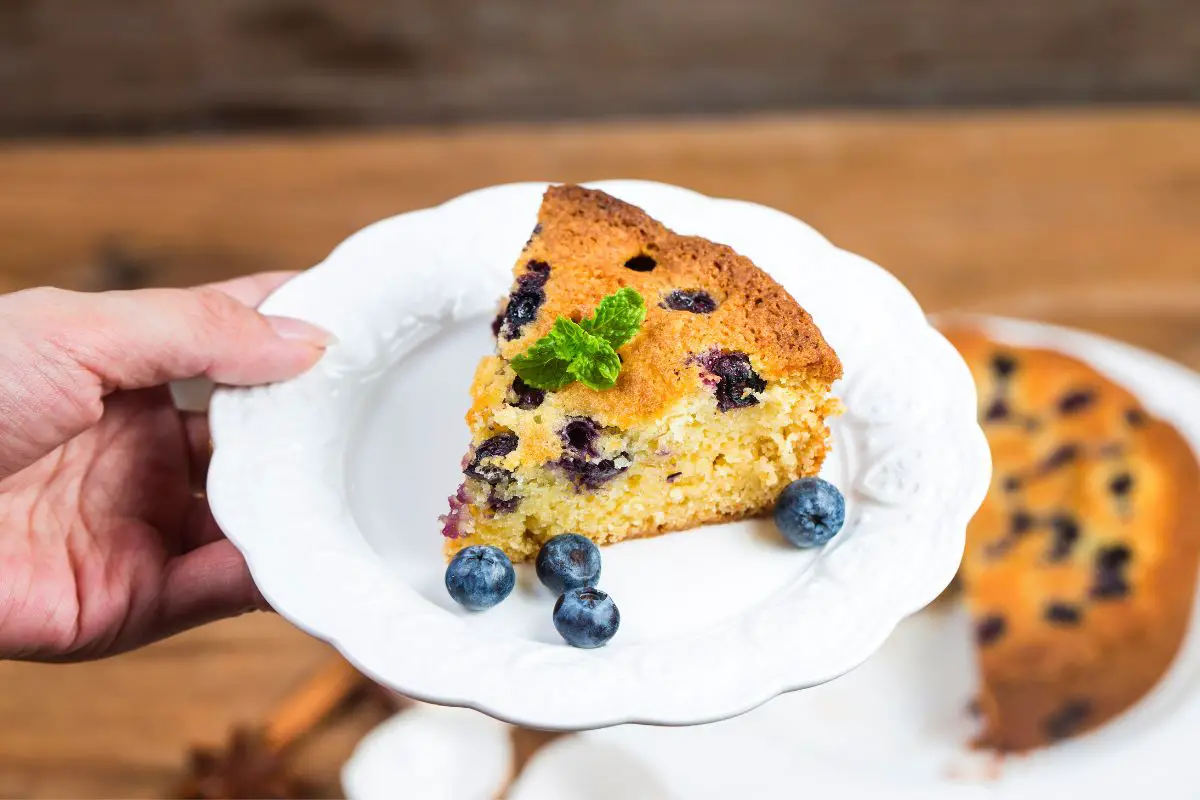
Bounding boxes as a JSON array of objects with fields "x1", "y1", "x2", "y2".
[{"x1": 0, "y1": 110, "x2": 1197, "y2": 797}]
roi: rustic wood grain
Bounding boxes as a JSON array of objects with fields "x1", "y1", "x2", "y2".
[
  {"x1": 1, "y1": 110, "x2": 1197, "y2": 361},
  {"x1": 1, "y1": 0, "x2": 1198, "y2": 136},
  {"x1": 0, "y1": 110, "x2": 1197, "y2": 797}
]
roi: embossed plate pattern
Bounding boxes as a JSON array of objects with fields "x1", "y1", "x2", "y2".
[{"x1": 207, "y1": 181, "x2": 990, "y2": 729}]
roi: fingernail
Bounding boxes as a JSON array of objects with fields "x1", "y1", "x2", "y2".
[{"x1": 266, "y1": 315, "x2": 336, "y2": 347}]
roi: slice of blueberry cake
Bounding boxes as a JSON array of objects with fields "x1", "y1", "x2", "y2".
[
  {"x1": 942, "y1": 325, "x2": 1200, "y2": 752},
  {"x1": 441, "y1": 184, "x2": 842, "y2": 562}
]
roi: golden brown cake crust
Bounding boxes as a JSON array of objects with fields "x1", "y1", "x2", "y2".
[
  {"x1": 492, "y1": 184, "x2": 841, "y2": 430},
  {"x1": 941, "y1": 325, "x2": 1200, "y2": 753},
  {"x1": 443, "y1": 185, "x2": 841, "y2": 562}
]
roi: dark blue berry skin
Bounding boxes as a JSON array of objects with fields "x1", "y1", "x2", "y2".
[
  {"x1": 553, "y1": 587, "x2": 620, "y2": 648},
  {"x1": 553, "y1": 455, "x2": 629, "y2": 491},
  {"x1": 445, "y1": 546, "x2": 516, "y2": 611},
  {"x1": 499, "y1": 261, "x2": 551, "y2": 340},
  {"x1": 661, "y1": 289, "x2": 717, "y2": 314},
  {"x1": 508, "y1": 377, "x2": 545, "y2": 410},
  {"x1": 774, "y1": 477, "x2": 846, "y2": 548},
  {"x1": 536, "y1": 534, "x2": 601, "y2": 593},
  {"x1": 560, "y1": 418, "x2": 602, "y2": 456},
  {"x1": 696, "y1": 350, "x2": 767, "y2": 411},
  {"x1": 464, "y1": 433, "x2": 518, "y2": 485},
  {"x1": 554, "y1": 418, "x2": 630, "y2": 490}
]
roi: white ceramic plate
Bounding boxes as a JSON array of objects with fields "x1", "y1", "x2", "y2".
[
  {"x1": 566, "y1": 317, "x2": 1200, "y2": 799},
  {"x1": 207, "y1": 180, "x2": 989, "y2": 729}
]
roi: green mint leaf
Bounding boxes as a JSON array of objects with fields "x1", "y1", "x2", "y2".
[
  {"x1": 579, "y1": 287, "x2": 646, "y2": 350},
  {"x1": 547, "y1": 317, "x2": 594, "y2": 362},
  {"x1": 510, "y1": 338, "x2": 574, "y2": 390},
  {"x1": 509, "y1": 289, "x2": 642, "y2": 392},
  {"x1": 567, "y1": 338, "x2": 621, "y2": 390}
]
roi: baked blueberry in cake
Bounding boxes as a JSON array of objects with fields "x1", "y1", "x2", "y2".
[
  {"x1": 941, "y1": 325, "x2": 1200, "y2": 752},
  {"x1": 441, "y1": 184, "x2": 842, "y2": 562}
]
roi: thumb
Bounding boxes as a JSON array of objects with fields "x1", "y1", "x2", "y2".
[
  {"x1": 0, "y1": 279, "x2": 331, "y2": 478},
  {"x1": 22, "y1": 282, "x2": 331, "y2": 391},
  {"x1": 152, "y1": 539, "x2": 272, "y2": 647}
]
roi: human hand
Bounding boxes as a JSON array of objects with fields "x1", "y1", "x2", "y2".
[{"x1": 0, "y1": 274, "x2": 330, "y2": 661}]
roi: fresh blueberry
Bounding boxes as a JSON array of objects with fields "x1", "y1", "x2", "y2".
[
  {"x1": 553, "y1": 587, "x2": 620, "y2": 648},
  {"x1": 445, "y1": 545, "x2": 516, "y2": 611},
  {"x1": 536, "y1": 533, "x2": 602, "y2": 593},
  {"x1": 774, "y1": 477, "x2": 846, "y2": 548}
]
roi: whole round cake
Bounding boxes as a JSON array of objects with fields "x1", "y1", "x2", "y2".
[{"x1": 942, "y1": 325, "x2": 1200, "y2": 752}]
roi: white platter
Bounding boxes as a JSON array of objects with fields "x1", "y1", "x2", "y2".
[{"x1": 207, "y1": 180, "x2": 989, "y2": 729}]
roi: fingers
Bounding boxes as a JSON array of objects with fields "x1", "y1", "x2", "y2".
[
  {"x1": 104, "y1": 282, "x2": 331, "y2": 386},
  {"x1": 155, "y1": 539, "x2": 271, "y2": 641},
  {"x1": 8, "y1": 277, "x2": 332, "y2": 393},
  {"x1": 182, "y1": 410, "x2": 212, "y2": 494},
  {"x1": 182, "y1": 496, "x2": 227, "y2": 552}
]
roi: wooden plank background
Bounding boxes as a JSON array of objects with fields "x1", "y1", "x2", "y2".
[
  {"x1": 1, "y1": 0, "x2": 1198, "y2": 137},
  {"x1": 0, "y1": 110, "x2": 1196, "y2": 795},
  {"x1": 2, "y1": 112, "x2": 1197, "y2": 365}
]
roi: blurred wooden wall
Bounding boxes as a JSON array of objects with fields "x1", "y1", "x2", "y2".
[{"x1": 1, "y1": 0, "x2": 1198, "y2": 137}]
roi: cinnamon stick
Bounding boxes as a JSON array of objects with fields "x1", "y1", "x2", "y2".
[{"x1": 264, "y1": 656, "x2": 366, "y2": 753}]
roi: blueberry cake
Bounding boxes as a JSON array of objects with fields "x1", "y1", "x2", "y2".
[
  {"x1": 441, "y1": 185, "x2": 842, "y2": 562},
  {"x1": 942, "y1": 325, "x2": 1200, "y2": 752}
]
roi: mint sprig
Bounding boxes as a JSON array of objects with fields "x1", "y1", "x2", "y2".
[
  {"x1": 511, "y1": 288, "x2": 645, "y2": 391},
  {"x1": 579, "y1": 288, "x2": 645, "y2": 350}
]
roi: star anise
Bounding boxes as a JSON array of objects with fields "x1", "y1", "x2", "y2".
[{"x1": 177, "y1": 727, "x2": 316, "y2": 799}]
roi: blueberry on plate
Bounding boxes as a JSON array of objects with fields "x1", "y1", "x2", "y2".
[
  {"x1": 774, "y1": 477, "x2": 846, "y2": 548},
  {"x1": 536, "y1": 533, "x2": 602, "y2": 593},
  {"x1": 553, "y1": 587, "x2": 620, "y2": 648},
  {"x1": 445, "y1": 545, "x2": 516, "y2": 611}
]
